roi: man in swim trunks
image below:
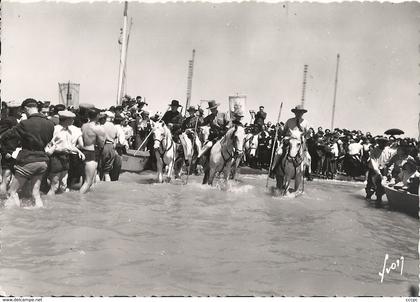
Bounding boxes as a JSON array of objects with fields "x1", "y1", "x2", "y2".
[
  {"x1": 1, "y1": 98, "x2": 54, "y2": 207},
  {"x1": 80, "y1": 108, "x2": 105, "y2": 194}
]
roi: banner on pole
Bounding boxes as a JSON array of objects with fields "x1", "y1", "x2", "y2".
[
  {"x1": 58, "y1": 82, "x2": 80, "y2": 108},
  {"x1": 228, "y1": 95, "x2": 247, "y2": 119}
]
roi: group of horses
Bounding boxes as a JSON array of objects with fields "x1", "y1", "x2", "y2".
[{"x1": 149, "y1": 120, "x2": 307, "y2": 196}]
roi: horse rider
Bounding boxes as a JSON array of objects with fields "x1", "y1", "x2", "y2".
[
  {"x1": 269, "y1": 104, "x2": 310, "y2": 178},
  {"x1": 162, "y1": 99, "x2": 184, "y2": 141},
  {"x1": 180, "y1": 105, "x2": 203, "y2": 165},
  {"x1": 197, "y1": 100, "x2": 230, "y2": 159}
]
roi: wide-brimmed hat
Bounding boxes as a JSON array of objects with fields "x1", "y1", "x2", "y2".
[
  {"x1": 232, "y1": 107, "x2": 245, "y2": 118},
  {"x1": 187, "y1": 105, "x2": 197, "y2": 112},
  {"x1": 291, "y1": 104, "x2": 307, "y2": 113},
  {"x1": 58, "y1": 110, "x2": 76, "y2": 118},
  {"x1": 169, "y1": 100, "x2": 182, "y2": 107},
  {"x1": 206, "y1": 100, "x2": 220, "y2": 110}
]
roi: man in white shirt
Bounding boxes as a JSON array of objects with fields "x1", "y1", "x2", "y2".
[
  {"x1": 45, "y1": 110, "x2": 85, "y2": 195},
  {"x1": 269, "y1": 105, "x2": 310, "y2": 178}
]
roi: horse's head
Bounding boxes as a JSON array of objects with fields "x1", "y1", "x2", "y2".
[
  {"x1": 152, "y1": 121, "x2": 166, "y2": 149},
  {"x1": 231, "y1": 124, "x2": 245, "y2": 155},
  {"x1": 288, "y1": 136, "x2": 303, "y2": 158},
  {"x1": 200, "y1": 125, "x2": 210, "y2": 142}
]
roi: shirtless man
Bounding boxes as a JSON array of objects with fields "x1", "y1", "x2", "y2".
[{"x1": 80, "y1": 108, "x2": 105, "y2": 194}]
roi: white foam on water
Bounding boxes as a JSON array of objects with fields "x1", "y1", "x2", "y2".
[{"x1": 226, "y1": 184, "x2": 255, "y2": 194}]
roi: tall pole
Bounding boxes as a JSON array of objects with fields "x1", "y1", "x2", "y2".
[
  {"x1": 331, "y1": 54, "x2": 340, "y2": 130},
  {"x1": 116, "y1": 1, "x2": 128, "y2": 106},
  {"x1": 185, "y1": 49, "x2": 196, "y2": 115},
  {"x1": 266, "y1": 102, "x2": 283, "y2": 188},
  {"x1": 122, "y1": 17, "x2": 133, "y2": 98},
  {"x1": 66, "y1": 81, "x2": 70, "y2": 108},
  {"x1": 301, "y1": 64, "x2": 309, "y2": 107}
]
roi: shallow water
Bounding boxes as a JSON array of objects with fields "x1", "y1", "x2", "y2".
[{"x1": 0, "y1": 172, "x2": 418, "y2": 296}]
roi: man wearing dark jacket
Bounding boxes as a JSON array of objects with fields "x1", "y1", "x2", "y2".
[
  {"x1": 1, "y1": 98, "x2": 54, "y2": 207},
  {"x1": 254, "y1": 106, "x2": 267, "y2": 131}
]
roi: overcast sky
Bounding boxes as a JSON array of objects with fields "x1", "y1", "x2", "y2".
[{"x1": 2, "y1": 1, "x2": 419, "y2": 137}]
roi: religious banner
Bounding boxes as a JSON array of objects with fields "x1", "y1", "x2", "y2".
[
  {"x1": 228, "y1": 95, "x2": 247, "y2": 119},
  {"x1": 58, "y1": 82, "x2": 80, "y2": 108}
]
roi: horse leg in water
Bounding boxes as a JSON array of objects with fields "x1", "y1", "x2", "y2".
[
  {"x1": 207, "y1": 165, "x2": 218, "y2": 185},
  {"x1": 165, "y1": 146, "x2": 176, "y2": 183},
  {"x1": 155, "y1": 151, "x2": 164, "y2": 183},
  {"x1": 294, "y1": 166, "x2": 304, "y2": 193}
]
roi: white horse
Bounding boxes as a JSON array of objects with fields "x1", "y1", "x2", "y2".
[
  {"x1": 243, "y1": 132, "x2": 259, "y2": 162},
  {"x1": 202, "y1": 124, "x2": 245, "y2": 185},
  {"x1": 151, "y1": 121, "x2": 176, "y2": 183}
]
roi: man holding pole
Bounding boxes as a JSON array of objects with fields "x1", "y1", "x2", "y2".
[{"x1": 269, "y1": 104, "x2": 310, "y2": 178}]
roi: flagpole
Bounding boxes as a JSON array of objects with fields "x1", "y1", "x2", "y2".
[
  {"x1": 184, "y1": 49, "x2": 196, "y2": 116},
  {"x1": 116, "y1": 1, "x2": 128, "y2": 106},
  {"x1": 330, "y1": 54, "x2": 340, "y2": 130}
]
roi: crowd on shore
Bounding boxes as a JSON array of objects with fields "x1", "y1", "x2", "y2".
[{"x1": 0, "y1": 95, "x2": 418, "y2": 208}]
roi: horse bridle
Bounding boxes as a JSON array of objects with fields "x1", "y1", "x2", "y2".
[
  {"x1": 218, "y1": 125, "x2": 243, "y2": 173},
  {"x1": 154, "y1": 135, "x2": 174, "y2": 163},
  {"x1": 285, "y1": 138, "x2": 304, "y2": 168}
]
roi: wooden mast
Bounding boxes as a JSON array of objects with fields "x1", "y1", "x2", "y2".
[
  {"x1": 185, "y1": 49, "x2": 196, "y2": 115},
  {"x1": 330, "y1": 54, "x2": 340, "y2": 130},
  {"x1": 116, "y1": 1, "x2": 129, "y2": 105}
]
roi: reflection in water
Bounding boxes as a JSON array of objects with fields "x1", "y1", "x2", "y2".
[{"x1": 0, "y1": 172, "x2": 418, "y2": 296}]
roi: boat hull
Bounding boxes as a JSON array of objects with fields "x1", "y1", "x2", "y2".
[
  {"x1": 384, "y1": 185, "x2": 419, "y2": 218},
  {"x1": 121, "y1": 149, "x2": 150, "y2": 173}
]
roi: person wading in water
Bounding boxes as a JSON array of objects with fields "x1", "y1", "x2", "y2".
[{"x1": 80, "y1": 108, "x2": 105, "y2": 194}]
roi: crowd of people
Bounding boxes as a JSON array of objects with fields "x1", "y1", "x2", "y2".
[
  {"x1": 245, "y1": 105, "x2": 420, "y2": 201},
  {"x1": 0, "y1": 95, "x2": 418, "y2": 208}
]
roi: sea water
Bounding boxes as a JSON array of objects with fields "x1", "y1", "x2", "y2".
[{"x1": 0, "y1": 172, "x2": 418, "y2": 296}]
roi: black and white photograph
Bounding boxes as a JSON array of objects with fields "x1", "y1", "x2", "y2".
[{"x1": 0, "y1": 0, "x2": 419, "y2": 297}]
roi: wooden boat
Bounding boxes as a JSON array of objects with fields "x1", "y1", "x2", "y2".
[
  {"x1": 384, "y1": 185, "x2": 419, "y2": 218},
  {"x1": 121, "y1": 149, "x2": 150, "y2": 173}
]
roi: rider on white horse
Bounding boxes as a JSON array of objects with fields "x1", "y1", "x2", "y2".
[
  {"x1": 269, "y1": 104, "x2": 311, "y2": 178},
  {"x1": 197, "y1": 100, "x2": 230, "y2": 159},
  {"x1": 180, "y1": 106, "x2": 203, "y2": 166},
  {"x1": 161, "y1": 100, "x2": 184, "y2": 139}
]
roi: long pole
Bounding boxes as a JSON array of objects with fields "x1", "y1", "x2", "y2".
[
  {"x1": 301, "y1": 65, "x2": 308, "y2": 107},
  {"x1": 266, "y1": 102, "x2": 283, "y2": 188},
  {"x1": 66, "y1": 81, "x2": 70, "y2": 108},
  {"x1": 116, "y1": 1, "x2": 128, "y2": 106},
  {"x1": 185, "y1": 106, "x2": 201, "y2": 184},
  {"x1": 133, "y1": 107, "x2": 170, "y2": 156},
  {"x1": 185, "y1": 49, "x2": 196, "y2": 115},
  {"x1": 331, "y1": 54, "x2": 340, "y2": 130},
  {"x1": 122, "y1": 18, "x2": 133, "y2": 97}
]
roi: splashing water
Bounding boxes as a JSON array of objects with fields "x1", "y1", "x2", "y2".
[{"x1": 0, "y1": 171, "x2": 417, "y2": 296}]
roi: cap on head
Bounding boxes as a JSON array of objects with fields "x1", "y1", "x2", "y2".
[
  {"x1": 58, "y1": 110, "x2": 76, "y2": 119},
  {"x1": 21, "y1": 98, "x2": 38, "y2": 108}
]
